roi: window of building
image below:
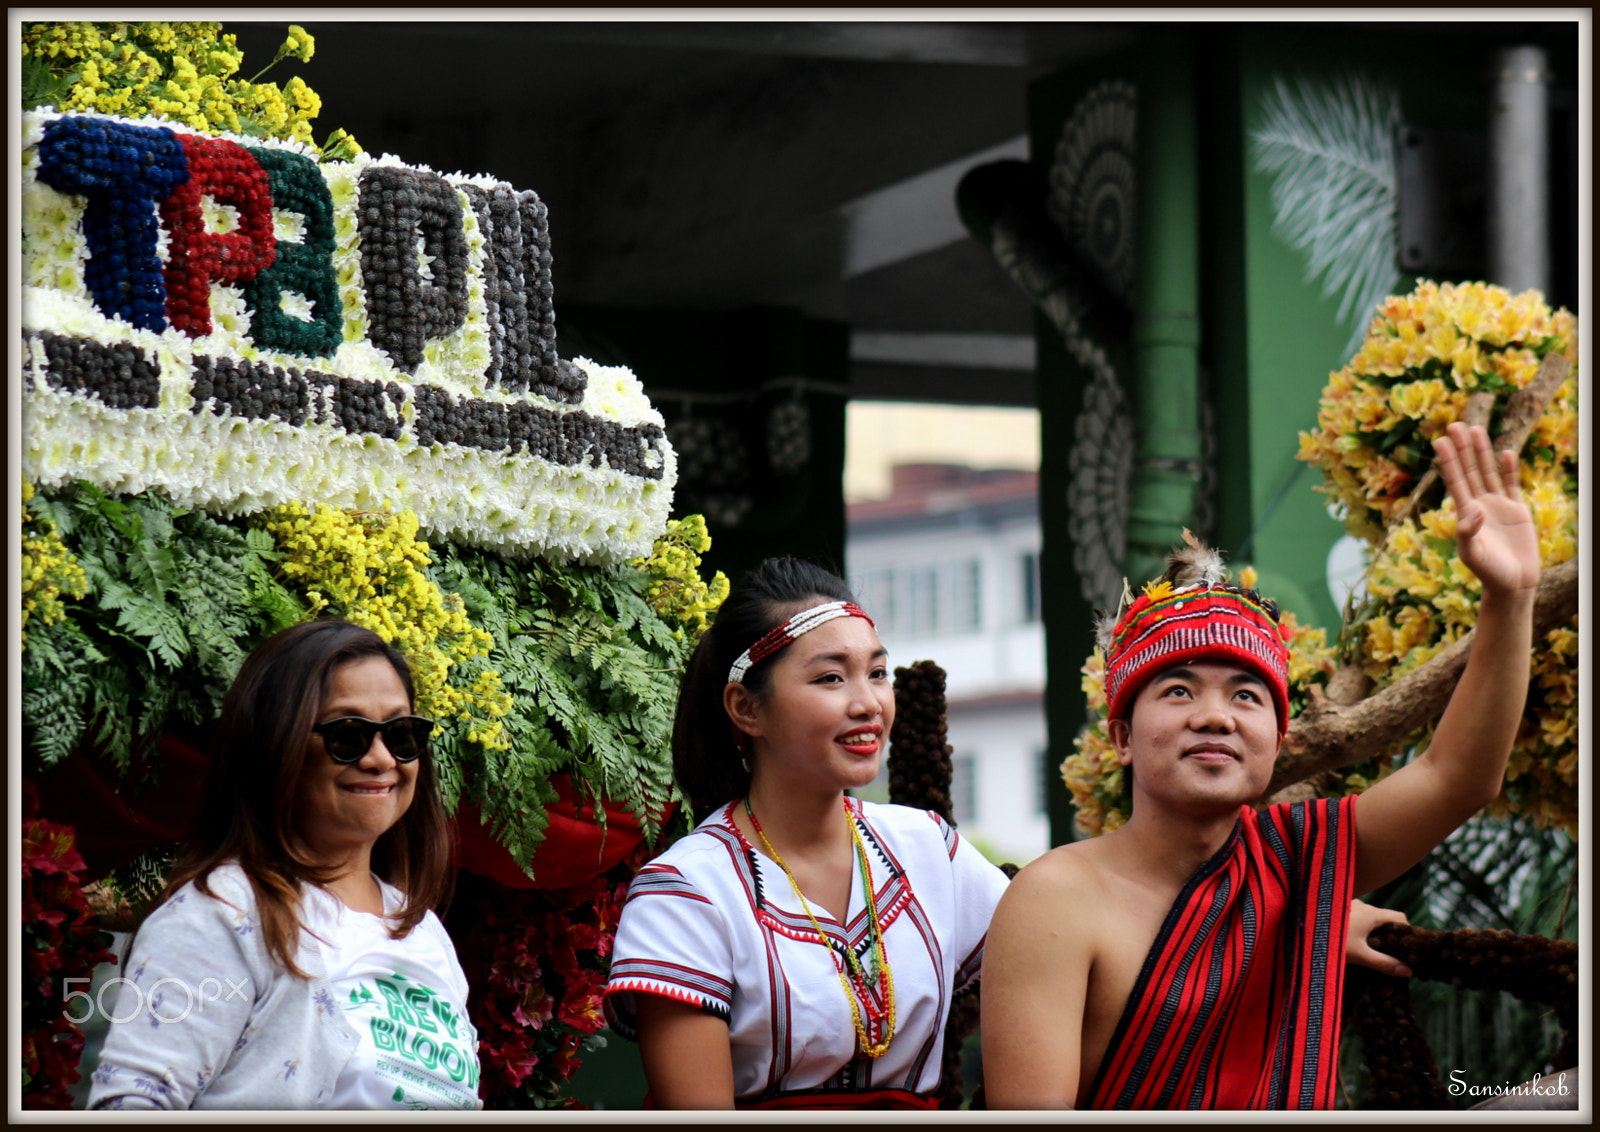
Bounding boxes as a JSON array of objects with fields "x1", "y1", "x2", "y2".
[
  {"x1": 858, "y1": 559, "x2": 985, "y2": 638},
  {"x1": 1034, "y1": 746, "x2": 1051, "y2": 816},
  {"x1": 858, "y1": 568, "x2": 894, "y2": 629},
  {"x1": 909, "y1": 565, "x2": 939, "y2": 636},
  {"x1": 954, "y1": 558, "x2": 982, "y2": 632},
  {"x1": 1020, "y1": 550, "x2": 1042, "y2": 623}
]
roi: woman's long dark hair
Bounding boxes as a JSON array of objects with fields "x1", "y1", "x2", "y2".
[
  {"x1": 153, "y1": 619, "x2": 454, "y2": 978},
  {"x1": 672, "y1": 557, "x2": 857, "y2": 818}
]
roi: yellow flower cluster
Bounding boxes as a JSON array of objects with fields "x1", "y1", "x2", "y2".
[
  {"x1": 20, "y1": 479, "x2": 89, "y2": 645},
  {"x1": 1058, "y1": 651, "x2": 1127, "y2": 838},
  {"x1": 262, "y1": 503, "x2": 512, "y2": 749},
  {"x1": 1057, "y1": 576, "x2": 1336, "y2": 838},
  {"x1": 629, "y1": 515, "x2": 730, "y2": 639},
  {"x1": 1300, "y1": 280, "x2": 1579, "y2": 834},
  {"x1": 1280, "y1": 614, "x2": 1337, "y2": 692},
  {"x1": 21, "y1": 22, "x2": 348, "y2": 154},
  {"x1": 1298, "y1": 280, "x2": 1578, "y2": 541}
]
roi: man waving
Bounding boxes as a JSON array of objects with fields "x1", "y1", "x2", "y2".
[{"x1": 981, "y1": 423, "x2": 1540, "y2": 1109}]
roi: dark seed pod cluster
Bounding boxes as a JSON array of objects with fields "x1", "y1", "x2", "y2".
[
  {"x1": 460, "y1": 183, "x2": 532, "y2": 392},
  {"x1": 457, "y1": 183, "x2": 578, "y2": 403},
  {"x1": 516, "y1": 191, "x2": 570, "y2": 403},
  {"x1": 34, "y1": 331, "x2": 161, "y2": 410},
  {"x1": 357, "y1": 165, "x2": 470, "y2": 374},
  {"x1": 1342, "y1": 965, "x2": 1450, "y2": 1108},
  {"x1": 1344, "y1": 922, "x2": 1579, "y2": 1107},
  {"x1": 323, "y1": 376, "x2": 405, "y2": 440},
  {"x1": 544, "y1": 357, "x2": 587, "y2": 403},
  {"x1": 888, "y1": 660, "x2": 955, "y2": 825},
  {"x1": 191, "y1": 356, "x2": 313, "y2": 426},
  {"x1": 189, "y1": 356, "x2": 402, "y2": 440}
]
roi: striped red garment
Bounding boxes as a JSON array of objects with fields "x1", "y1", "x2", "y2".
[{"x1": 1086, "y1": 796, "x2": 1358, "y2": 1110}]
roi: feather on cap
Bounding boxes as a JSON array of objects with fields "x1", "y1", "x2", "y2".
[
  {"x1": 1095, "y1": 529, "x2": 1293, "y2": 734},
  {"x1": 1162, "y1": 528, "x2": 1229, "y2": 589},
  {"x1": 1095, "y1": 530, "x2": 1226, "y2": 654}
]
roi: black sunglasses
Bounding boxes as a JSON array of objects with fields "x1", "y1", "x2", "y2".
[{"x1": 312, "y1": 715, "x2": 435, "y2": 764}]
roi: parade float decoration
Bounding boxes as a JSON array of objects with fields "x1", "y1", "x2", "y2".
[
  {"x1": 1056, "y1": 280, "x2": 1579, "y2": 1107},
  {"x1": 1060, "y1": 280, "x2": 1578, "y2": 839},
  {"x1": 19, "y1": 22, "x2": 724, "y2": 1108},
  {"x1": 1295, "y1": 281, "x2": 1579, "y2": 833}
]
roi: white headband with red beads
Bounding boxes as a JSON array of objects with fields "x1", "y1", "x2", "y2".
[{"x1": 727, "y1": 600, "x2": 875, "y2": 685}]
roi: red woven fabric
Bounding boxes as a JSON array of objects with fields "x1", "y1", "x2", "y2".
[
  {"x1": 1105, "y1": 587, "x2": 1292, "y2": 734},
  {"x1": 1086, "y1": 797, "x2": 1357, "y2": 1110}
]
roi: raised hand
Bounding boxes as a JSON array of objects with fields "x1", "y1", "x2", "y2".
[{"x1": 1431, "y1": 422, "x2": 1541, "y2": 596}]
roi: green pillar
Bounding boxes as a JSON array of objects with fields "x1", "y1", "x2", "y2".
[{"x1": 1124, "y1": 27, "x2": 1203, "y2": 586}]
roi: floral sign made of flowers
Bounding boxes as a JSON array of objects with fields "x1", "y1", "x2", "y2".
[
  {"x1": 20, "y1": 107, "x2": 675, "y2": 565},
  {"x1": 19, "y1": 26, "x2": 728, "y2": 1110}
]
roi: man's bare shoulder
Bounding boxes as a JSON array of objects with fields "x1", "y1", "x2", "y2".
[{"x1": 1003, "y1": 835, "x2": 1122, "y2": 908}]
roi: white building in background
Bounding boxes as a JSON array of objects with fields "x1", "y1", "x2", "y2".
[{"x1": 847, "y1": 464, "x2": 1049, "y2": 866}]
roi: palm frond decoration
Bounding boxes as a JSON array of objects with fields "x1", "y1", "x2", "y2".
[
  {"x1": 1251, "y1": 74, "x2": 1402, "y2": 353},
  {"x1": 1385, "y1": 814, "x2": 1576, "y2": 938}
]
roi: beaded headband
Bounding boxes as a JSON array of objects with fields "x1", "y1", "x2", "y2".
[
  {"x1": 1099, "y1": 535, "x2": 1292, "y2": 734},
  {"x1": 728, "y1": 600, "x2": 875, "y2": 685}
]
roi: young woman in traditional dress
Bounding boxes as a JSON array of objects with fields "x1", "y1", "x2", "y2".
[
  {"x1": 603, "y1": 557, "x2": 1010, "y2": 1109},
  {"x1": 87, "y1": 620, "x2": 480, "y2": 1110}
]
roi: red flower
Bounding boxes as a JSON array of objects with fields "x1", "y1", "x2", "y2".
[
  {"x1": 20, "y1": 782, "x2": 116, "y2": 1110},
  {"x1": 22, "y1": 822, "x2": 87, "y2": 876}
]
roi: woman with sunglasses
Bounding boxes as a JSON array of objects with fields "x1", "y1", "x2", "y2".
[
  {"x1": 88, "y1": 619, "x2": 479, "y2": 1110},
  {"x1": 602, "y1": 558, "x2": 1011, "y2": 1109}
]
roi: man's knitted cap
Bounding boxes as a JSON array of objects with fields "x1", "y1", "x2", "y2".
[{"x1": 1099, "y1": 534, "x2": 1292, "y2": 734}]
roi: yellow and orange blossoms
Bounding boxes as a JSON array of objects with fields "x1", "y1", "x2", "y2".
[
  {"x1": 1300, "y1": 280, "x2": 1579, "y2": 835},
  {"x1": 1299, "y1": 280, "x2": 1577, "y2": 540}
]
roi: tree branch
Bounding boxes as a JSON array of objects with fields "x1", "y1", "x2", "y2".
[
  {"x1": 1395, "y1": 351, "x2": 1570, "y2": 524},
  {"x1": 1267, "y1": 557, "x2": 1578, "y2": 797},
  {"x1": 1496, "y1": 351, "x2": 1574, "y2": 456},
  {"x1": 1397, "y1": 390, "x2": 1495, "y2": 523}
]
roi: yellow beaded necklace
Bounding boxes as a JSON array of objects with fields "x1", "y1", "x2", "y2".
[{"x1": 744, "y1": 796, "x2": 896, "y2": 1058}]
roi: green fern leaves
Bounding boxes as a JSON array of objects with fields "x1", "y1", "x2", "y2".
[
  {"x1": 21, "y1": 480, "x2": 695, "y2": 882},
  {"x1": 431, "y1": 545, "x2": 693, "y2": 875},
  {"x1": 21, "y1": 482, "x2": 307, "y2": 775}
]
